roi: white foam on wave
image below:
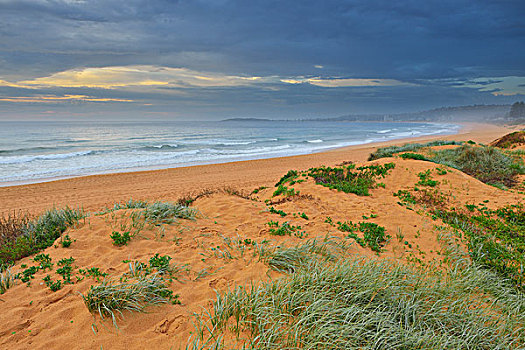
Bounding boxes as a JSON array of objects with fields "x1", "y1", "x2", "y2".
[
  {"x1": 306, "y1": 139, "x2": 323, "y2": 143},
  {"x1": 0, "y1": 150, "x2": 94, "y2": 164},
  {"x1": 179, "y1": 139, "x2": 256, "y2": 146},
  {"x1": 150, "y1": 144, "x2": 178, "y2": 149}
]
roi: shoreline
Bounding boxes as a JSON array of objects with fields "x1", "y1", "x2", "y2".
[
  {"x1": 0, "y1": 120, "x2": 460, "y2": 188},
  {"x1": 0, "y1": 122, "x2": 515, "y2": 214},
  {"x1": 0, "y1": 122, "x2": 458, "y2": 188}
]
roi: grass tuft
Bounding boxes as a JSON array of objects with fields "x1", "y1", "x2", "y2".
[
  {"x1": 0, "y1": 268, "x2": 16, "y2": 294},
  {"x1": 81, "y1": 274, "x2": 173, "y2": 328},
  {"x1": 143, "y1": 202, "x2": 197, "y2": 225}
]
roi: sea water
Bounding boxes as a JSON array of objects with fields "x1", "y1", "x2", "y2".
[{"x1": 0, "y1": 120, "x2": 460, "y2": 185}]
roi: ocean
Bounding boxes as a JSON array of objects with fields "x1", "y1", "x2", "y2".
[{"x1": 0, "y1": 120, "x2": 460, "y2": 185}]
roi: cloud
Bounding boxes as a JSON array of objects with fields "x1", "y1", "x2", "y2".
[
  {"x1": 9, "y1": 65, "x2": 274, "y2": 90},
  {"x1": 2, "y1": 65, "x2": 414, "y2": 93},
  {"x1": 281, "y1": 77, "x2": 414, "y2": 88},
  {"x1": 0, "y1": 94, "x2": 133, "y2": 103},
  {"x1": 448, "y1": 76, "x2": 525, "y2": 96}
]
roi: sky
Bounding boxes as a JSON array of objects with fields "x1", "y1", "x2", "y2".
[{"x1": 0, "y1": 0, "x2": 524, "y2": 120}]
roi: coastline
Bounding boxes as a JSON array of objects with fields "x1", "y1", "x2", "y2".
[{"x1": 0, "y1": 122, "x2": 515, "y2": 214}]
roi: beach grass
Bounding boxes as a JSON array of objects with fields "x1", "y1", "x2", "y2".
[
  {"x1": 143, "y1": 201, "x2": 198, "y2": 224},
  {"x1": 0, "y1": 207, "x2": 84, "y2": 269},
  {"x1": 81, "y1": 274, "x2": 173, "y2": 328},
  {"x1": 188, "y1": 250, "x2": 525, "y2": 349}
]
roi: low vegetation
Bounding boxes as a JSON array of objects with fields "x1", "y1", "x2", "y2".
[
  {"x1": 433, "y1": 203, "x2": 525, "y2": 290},
  {"x1": 336, "y1": 220, "x2": 389, "y2": 252},
  {"x1": 82, "y1": 254, "x2": 181, "y2": 328},
  {"x1": 0, "y1": 268, "x2": 16, "y2": 294},
  {"x1": 431, "y1": 144, "x2": 524, "y2": 187},
  {"x1": 0, "y1": 207, "x2": 84, "y2": 269},
  {"x1": 368, "y1": 140, "x2": 463, "y2": 160},
  {"x1": 82, "y1": 274, "x2": 174, "y2": 329},
  {"x1": 307, "y1": 163, "x2": 395, "y2": 196},
  {"x1": 143, "y1": 201, "x2": 197, "y2": 225},
  {"x1": 370, "y1": 140, "x2": 524, "y2": 187},
  {"x1": 490, "y1": 131, "x2": 525, "y2": 149},
  {"x1": 189, "y1": 247, "x2": 525, "y2": 349}
]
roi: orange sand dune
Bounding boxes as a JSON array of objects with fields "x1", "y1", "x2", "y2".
[{"x1": 0, "y1": 122, "x2": 522, "y2": 349}]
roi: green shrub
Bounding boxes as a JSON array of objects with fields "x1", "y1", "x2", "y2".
[
  {"x1": 268, "y1": 206, "x2": 287, "y2": 217},
  {"x1": 400, "y1": 152, "x2": 428, "y2": 161},
  {"x1": 0, "y1": 207, "x2": 84, "y2": 267},
  {"x1": 358, "y1": 222, "x2": 389, "y2": 252},
  {"x1": 272, "y1": 184, "x2": 297, "y2": 197},
  {"x1": 110, "y1": 231, "x2": 131, "y2": 246},
  {"x1": 417, "y1": 170, "x2": 439, "y2": 187},
  {"x1": 61, "y1": 234, "x2": 72, "y2": 248}
]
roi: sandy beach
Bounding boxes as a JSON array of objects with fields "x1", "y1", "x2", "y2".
[
  {"x1": 0, "y1": 121, "x2": 523, "y2": 349},
  {"x1": 0, "y1": 122, "x2": 514, "y2": 215}
]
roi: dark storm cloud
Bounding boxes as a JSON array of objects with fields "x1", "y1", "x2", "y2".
[{"x1": 0, "y1": 0, "x2": 524, "y2": 118}]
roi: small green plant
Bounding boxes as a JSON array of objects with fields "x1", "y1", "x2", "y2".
[
  {"x1": 336, "y1": 221, "x2": 357, "y2": 233},
  {"x1": 43, "y1": 275, "x2": 62, "y2": 292},
  {"x1": 396, "y1": 228, "x2": 404, "y2": 242},
  {"x1": 417, "y1": 170, "x2": 439, "y2": 187},
  {"x1": 149, "y1": 254, "x2": 173, "y2": 275},
  {"x1": 61, "y1": 235, "x2": 72, "y2": 248},
  {"x1": 110, "y1": 231, "x2": 131, "y2": 246},
  {"x1": 275, "y1": 170, "x2": 298, "y2": 186},
  {"x1": 337, "y1": 221, "x2": 389, "y2": 252},
  {"x1": 20, "y1": 266, "x2": 39, "y2": 283},
  {"x1": 34, "y1": 253, "x2": 53, "y2": 271},
  {"x1": 267, "y1": 221, "x2": 303, "y2": 236},
  {"x1": 299, "y1": 212, "x2": 309, "y2": 220},
  {"x1": 268, "y1": 206, "x2": 287, "y2": 217},
  {"x1": 272, "y1": 185, "x2": 298, "y2": 197},
  {"x1": 251, "y1": 186, "x2": 268, "y2": 195},
  {"x1": 436, "y1": 167, "x2": 448, "y2": 175},
  {"x1": 49, "y1": 280, "x2": 62, "y2": 292},
  {"x1": 56, "y1": 257, "x2": 75, "y2": 284},
  {"x1": 394, "y1": 190, "x2": 417, "y2": 205}
]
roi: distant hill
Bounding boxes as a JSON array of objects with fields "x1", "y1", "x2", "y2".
[
  {"x1": 325, "y1": 104, "x2": 510, "y2": 123},
  {"x1": 221, "y1": 117, "x2": 273, "y2": 122},
  {"x1": 221, "y1": 104, "x2": 515, "y2": 123}
]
